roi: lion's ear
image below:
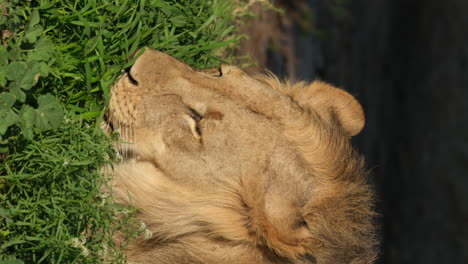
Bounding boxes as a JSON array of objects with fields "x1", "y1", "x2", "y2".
[{"x1": 288, "y1": 81, "x2": 365, "y2": 136}]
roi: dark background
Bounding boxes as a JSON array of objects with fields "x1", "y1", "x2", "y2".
[{"x1": 238, "y1": 0, "x2": 468, "y2": 263}]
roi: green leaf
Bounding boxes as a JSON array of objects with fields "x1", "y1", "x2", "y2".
[
  {"x1": 7, "y1": 45, "x2": 21, "y2": 61},
  {"x1": 0, "y1": 46, "x2": 7, "y2": 86},
  {"x1": 19, "y1": 105, "x2": 35, "y2": 140},
  {"x1": 6, "y1": 61, "x2": 36, "y2": 90},
  {"x1": 0, "y1": 92, "x2": 16, "y2": 110},
  {"x1": 35, "y1": 94, "x2": 64, "y2": 130},
  {"x1": 30, "y1": 37, "x2": 55, "y2": 61},
  {"x1": 26, "y1": 60, "x2": 49, "y2": 83},
  {"x1": 0, "y1": 206, "x2": 12, "y2": 219},
  {"x1": 0, "y1": 109, "x2": 18, "y2": 135},
  {"x1": 80, "y1": 111, "x2": 101, "y2": 120},
  {"x1": 0, "y1": 45, "x2": 7, "y2": 66},
  {"x1": 170, "y1": 15, "x2": 187, "y2": 27},
  {"x1": 37, "y1": 61, "x2": 49, "y2": 77},
  {"x1": 0, "y1": 68, "x2": 6, "y2": 87},
  {"x1": 0, "y1": 93, "x2": 18, "y2": 135},
  {"x1": 6, "y1": 62, "x2": 26, "y2": 82},
  {"x1": 18, "y1": 95, "x2": 64, "y2": 138},
  {"x1": 0, "y1": 237, "x2": 25, "y2": 249},
  {"x1": 25, "y1": 25, "x2": 44, "y2": 43},
  {"x1": 0, "y1": 259, "x2": 25, "y2": 264},
  {"x1": 9, "y1": 87, "x2": 26, "y2": 103},
  {"x1": 30, "y1": 9, "x2": 40, "y2": 27},
  {"x1": 84, "y1": 35, "x2": 100, "y2": 56}
]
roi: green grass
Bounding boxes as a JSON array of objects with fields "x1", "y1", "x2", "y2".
[
  {"x1": 0, "y1": 115, "x2": 135, "y2": 263},
  {"x1": 0, "y1": 0, "x2": 241, "y2": 263}
]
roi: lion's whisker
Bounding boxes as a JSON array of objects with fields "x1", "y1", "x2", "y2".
[{"x1": 123, "y1": 124, "x2": 128, "y2": 157}]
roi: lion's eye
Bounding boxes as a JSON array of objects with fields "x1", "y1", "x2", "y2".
[
  {"x1": 188, "y1": 108, "x2": 203, "y2": 123},
  {"x1": 186, "y1": 108, "x2": 203, "y2": 139},
  {"x1": 200, "y1": 67, "x2": 222, "y2": 77}
]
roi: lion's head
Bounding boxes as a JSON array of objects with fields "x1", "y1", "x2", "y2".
[{"x1": 104, "y1": 49, "x2": 378, "y2": 263}]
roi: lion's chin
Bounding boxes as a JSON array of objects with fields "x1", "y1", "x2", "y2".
[{"x1": 101, "y1": 112, "x2": 139, "y2": 160}]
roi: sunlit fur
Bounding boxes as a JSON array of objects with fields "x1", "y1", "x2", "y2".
[{"x1": 105, "y1": 49, "x2": 378, "y2": 264}]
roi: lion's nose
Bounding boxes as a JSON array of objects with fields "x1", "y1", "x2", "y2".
[{"x1": 123, "y1": 47, "x2": 149, "y2": 82}]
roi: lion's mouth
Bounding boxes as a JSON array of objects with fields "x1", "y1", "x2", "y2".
[{"x1": 101, "y1": 110, "x2": 113, "y2": 137}]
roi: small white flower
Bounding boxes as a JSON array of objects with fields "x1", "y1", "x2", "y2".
[
  {"x1": 68, "y1": 237, "x2": 90, "y2": 257},
  {"x1": 99, "y1": 244, "x2": 108, "y2": 256},
  {"x1": 139, "y1": 221, "x2": 146, "y2": 231},
  {"x1": 81, "y1": 246, "x2": 90, "y2": 257},
  {"x1": 144, "y1": 229, "x2": 153, "y2": 240},
  {"x1": 121, "y1": 209, "x2": 131, "y2": 215},
  {"x1": 139, "y1": 220, "x2": 152, "y2": 240},
  {"x1": 69, "y1": 237, "x2": 80, "y2": 247},
  {"x1": 114, "y1": 146, "x2": 123, "y2": 160},
  {"x1": 98, "y1": 193, "x2": 108, "y2": 207}
]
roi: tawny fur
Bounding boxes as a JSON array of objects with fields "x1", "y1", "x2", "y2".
[{"x1": 105, "y1": 49, "x2": 378, "y2": 264}]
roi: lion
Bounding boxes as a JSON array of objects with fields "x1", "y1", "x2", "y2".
[{"x1": 103, "y1": 48, "x2": 378, "y2": 264}]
